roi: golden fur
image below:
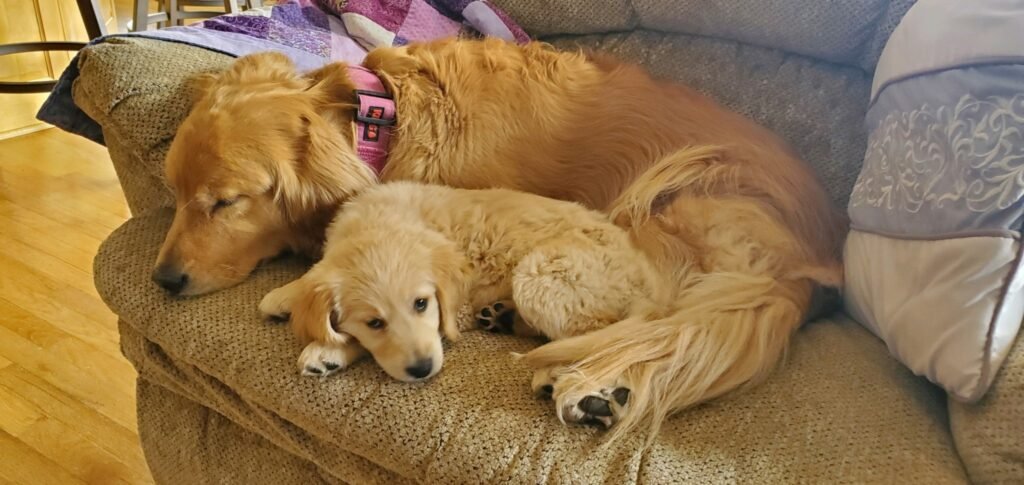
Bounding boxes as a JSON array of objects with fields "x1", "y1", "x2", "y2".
[
  {"x1": 158, "y1": 38, "x2": 845, "y2": 441},
  {"x1": 261, "y1": 181, "x2": 670, "y2": 395}
]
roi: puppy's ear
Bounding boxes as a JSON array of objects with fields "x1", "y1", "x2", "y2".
[{"x1": 430, "y1": 238, "x2": 471, "y2": 342}]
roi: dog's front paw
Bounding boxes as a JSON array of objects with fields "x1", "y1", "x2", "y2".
[
  {"x1": 298, "y1": 341, "x2": 351, "y2": 377},
  {"x1": 476, "y1": 300, "x2": 517, "y2": 334}
]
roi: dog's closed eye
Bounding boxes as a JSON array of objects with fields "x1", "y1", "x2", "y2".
[{"x1": 211, "y1": 195, "x2": 243, "y2": 214}]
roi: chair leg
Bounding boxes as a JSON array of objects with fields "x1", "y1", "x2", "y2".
[
  {"x1": 74, "y1": 0, "x2": 108, "y2": 37},
  {"x1": 223, "y1": 0, "x2": 240, "y2": 14},
  {"x1": 156, "y1": 0, "x2": 167, "y2": 28},
  {"x1": 247, "y1": 0, "x2": 263, "y2": 8},
  {"x1": 132, "y1": 0, "x2": 149, "y2": 31},
  {"x1": 168, "y1": 0, "x2": 180, "y2": 26}
]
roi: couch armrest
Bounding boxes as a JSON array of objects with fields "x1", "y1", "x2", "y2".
[{"x1": 71, "y1": 37, "x2": 233, "y2": 214}]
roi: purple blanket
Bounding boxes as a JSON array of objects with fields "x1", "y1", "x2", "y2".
[{"x1": 37, "y1": 0, "x2": 527, "y2": 144}]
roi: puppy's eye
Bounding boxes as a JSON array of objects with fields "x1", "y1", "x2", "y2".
[
  {"x1": 366, "y1": 318, "x2": 386, "y2": 330},
  {"x1": 413, "y1": 298, "x2": 428, "y2": 313},
  {"x1": 212, "y1": 196, "x2": 240, "y2": 213}
]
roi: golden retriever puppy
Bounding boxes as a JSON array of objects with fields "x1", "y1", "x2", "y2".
[
  {"x1": 156, "y1": 38, "x2": 845, "y2": 441},
  {"x1": 261, "y1": 181, "x2": 670, "y2": 424}
]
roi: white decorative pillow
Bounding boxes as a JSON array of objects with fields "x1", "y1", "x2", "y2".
[{"x1": 844, "y1": 0, "x2": 1024, "y2": 402}]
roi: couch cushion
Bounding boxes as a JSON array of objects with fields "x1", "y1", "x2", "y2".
[
  {"x1": 494, "y1": 0, "x2": 915, "y2": 70},
  {"x1": 96, "y1": 210, "x2": 968, "y2": 484},
  {"x1": 844, "y1": 0, "x2": 1024, "y2": 403}
]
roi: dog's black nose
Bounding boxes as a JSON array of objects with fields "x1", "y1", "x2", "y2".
[
  {"x1": 152, "y1": 265, "x2": 189, "y2": 295},
  {"x1": 405, "y1": 359, "x2": 433, "y2": 379}
]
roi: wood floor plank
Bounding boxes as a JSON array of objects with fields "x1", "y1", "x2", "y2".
[
  {"x1": 0, "y1": 124, "x2": 148, "y2": 483},
  {"x1": 0, "y1": 429, "x2": 87, "y2": 485},
  {"x1": 0, "y1": 229, "x2": 99, "y2": 299},
  {"x1": 0, "y1": 305, "x2": 137, "y2": 433},
  {"x1": 0, "y1": 201, "x2": 103, "y2": 273},
  {"x1": 0, "y1": 367, "x2": 147, "y2": 474},
  {"x1": 0, "y1": 299, "x2": 68, "y2": 349},
  {"x1": 16, "y1": 416, "x2": 140, "y2": 485},
  {"x1": 0, "y1": 255, "x2": 121, "y2": 353},
  {"x1": 0, "y1": 380, "x2": 45, "y2": 437},
  {"x1": 0, "y1": 168, "x2": 129, "y2": 234}
]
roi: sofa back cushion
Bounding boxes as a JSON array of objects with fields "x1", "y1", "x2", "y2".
[
  {"x1": 844, "y1": 0, "x2": 1024, "y2": 402},
  {"x1": 493, "y1": 0, "x2": 916, "y2": 71}
]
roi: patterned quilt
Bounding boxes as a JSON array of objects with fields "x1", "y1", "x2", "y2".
[{"x1": 37, "y1": 0, "x2": 527, "y2": 144}]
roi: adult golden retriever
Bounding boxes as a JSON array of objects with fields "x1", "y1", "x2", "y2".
[
  {"x1": 154, "y1": 38, "x2": 844, "y2": 441},
  {"x1": 261, "y1": 181, "x2": 674, "y2": 428}
]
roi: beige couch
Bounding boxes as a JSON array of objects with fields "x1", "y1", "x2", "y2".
[{"x1": 77, "y1": 1, "x2": 1024, "y2": 482}]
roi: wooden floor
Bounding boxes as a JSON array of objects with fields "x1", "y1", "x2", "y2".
[{"x1": 0, "y1": 128, "x2": 153, "y2": 484}]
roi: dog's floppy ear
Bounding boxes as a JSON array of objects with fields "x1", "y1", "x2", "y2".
[
  {"x1": 268, "y1": 111, "x2": 377, "y2": 221},
  {"x1": 185, "y1": 71, "x2": 221, "y2": 106},
  {"x1": 186, "y1": 53, "x2": 301, "y2": 107},
  {"x1": 222, "y1": 51, "x2": 299, "y2": 84},
  {"x1": 304, "y1": 62, "x2": 358, "y2": 106},
  {"x1": 430, "y1": 238, "x2": 471, "y2": 342}
]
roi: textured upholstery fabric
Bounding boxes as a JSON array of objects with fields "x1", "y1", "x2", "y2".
[
  {"x1": 630, "y1": 0, "x2": 887, "y2": 66},
  {"x1": 488, "y1": 0, "x2": 636, "y2": 38},
  {"x1": 136, "y1": 379, "x2": 341, "y2": 485},
  {"x1": 99, "y1": 211, "x2": 968, "y2": 484},
  {"x1": 859, "y1": 0, "x2": 917, "y2": 72},
  {"x1": 492, "y1": 0, "x2": 915, "y2": 70},
  {"x1": 950, "y1": 334, "x2": 1024, "y2": 484}
]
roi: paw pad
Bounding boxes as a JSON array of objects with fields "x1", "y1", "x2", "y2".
[{"x1": 476, "y1": 301, "x2": 517, "y2": 334}]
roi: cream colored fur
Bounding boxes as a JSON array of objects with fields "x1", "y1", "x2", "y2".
[{"x1": 262, "y1": 180, "x2": 673, "y2": 384}]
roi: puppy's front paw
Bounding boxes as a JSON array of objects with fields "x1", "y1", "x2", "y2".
[
  {"x1": 260, "y1": 284, "x2": 296, "y2": 324},
  {"x1": 476, "y1": 300, "x2": 517, "y2": 334},
  {"x1": 298, "y1": 341, "x2": 351, "y2": 377}
]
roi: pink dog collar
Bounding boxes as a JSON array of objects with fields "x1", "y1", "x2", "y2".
[{"x1": 347, "y1": 66, "x2": 396, "y2": 175}]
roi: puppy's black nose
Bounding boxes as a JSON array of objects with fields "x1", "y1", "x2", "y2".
[
  {"x1": 152, "y1": 264, "x2": 188, "y2": 295},
  {"x1": 405, "y1": 359, "x2": 433, "y2": 379}
]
